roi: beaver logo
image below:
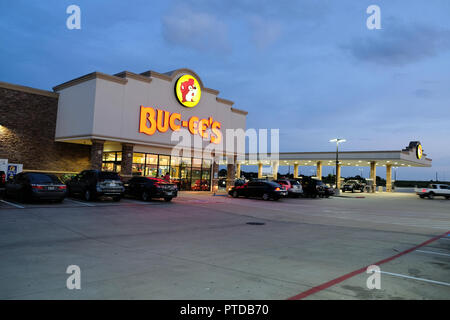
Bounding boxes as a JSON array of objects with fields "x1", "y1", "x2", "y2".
[
  {"x1": 175, "y1": 75, "x2": 201, "y2": 108},
  {"x1": 416, "y1": 144, "x2": 423, "y2": 160}
]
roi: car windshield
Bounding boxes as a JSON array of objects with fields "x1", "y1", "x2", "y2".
[
  {"x1": 28, "y1": 173, "x2": 62, "y2": 184},
  {"x1": 99, "y1": 172, "x2": 120, "y2": 180},
  {"x1": 289, "y1": 180, "x2": 300, "y2": 185}
]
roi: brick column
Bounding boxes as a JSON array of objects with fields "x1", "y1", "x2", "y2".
[
  {"x1": 258, "y1": 162, "x2": 263, "y2": 178},
  {"x1": 386, "y1": 164, "x2": 392, "y2": 192},
  {"x1": 236, "y1": 163, "x2": 241, "y2": 179},
  {"x1": 294, "y1": 163, "x2": 299, "y2": 178},
  {"x1": 212, "y1": 159, "x2": 219, "y2": 192},
  {"x1": 370, "y1": 161, "x2": 377, "y2": 193},
  {"x1": 121, "y1": 143, "x2": 134, "y2": 178},
  {"x1": 90, "y1": 139, "x2": 105, "y2": 170},
  {"x1": 272, "y1": 160, "x2": 279, "y2": 180},
  {"x1": 226, "y1": 156, "x2": 236, "y2": 190},
  {"x1": 336, "y1": 164, "x2": 342, "y2": 190},
  {"x1": 316, "y1": 161, "x2": 322, "y2": 180}
]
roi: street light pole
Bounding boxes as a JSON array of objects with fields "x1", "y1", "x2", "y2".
[{"x1": 330, "y1": 138, "x2": 346, "y2": 193}]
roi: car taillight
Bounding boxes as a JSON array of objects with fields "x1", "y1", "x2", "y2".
[
  {"x1": 31, "y1": 184, "x2": 44, "y2": 190},
  {"x1": 422, "y1": 189, "x2": 427, "y2": 192},
  {"x1": 58, "y1": 185, "x2": 67, "y2": 190},
  {"x1": 275, "y1": 187, "x2": 280, "y2": 191}
]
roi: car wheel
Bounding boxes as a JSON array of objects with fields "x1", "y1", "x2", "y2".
[
  {"x1": 141, "y1": 191, "x2": 150, "y2": 201},
  {"x1": 419, "y1": 195, "x2": 425, "y2": 199},
  {"x1": 113, "y1": 196, "x2": 121, "y2": 202},
  {"x1": 232, "y1": 191, "x2": 239, "y2": 198},
  {"x1": 446, "y1": 196, "x2": 450, "y2": 200},
  {"x1": 164, "y1": 197, "x2": 172, "y2": 202},
  {"x1": 428, "y1": 193, "x2": 434, "y2": 200},
  {"x1": 84, "y1": 189, "x2": 92, "y2": 201},
  {"x1": 262, "y1": 193, "x2": 270, "y2": 201}
]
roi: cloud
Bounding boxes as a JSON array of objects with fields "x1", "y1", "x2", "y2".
[
  {"x1": 414, "y1": 89, "x2": 432, "y2": 98},
  {"x1": 343, "y1": 22, "x2": 450, "y2": 66},
  {"x1": 161, "y1": 7, "x2": 231, "y2": 53},
  {"x1": 247, "y1": 15, "x2": 282, "y2": 49}
]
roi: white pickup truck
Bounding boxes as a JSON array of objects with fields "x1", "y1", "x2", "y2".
[{"x1": 415, "y1": 184, "x2": 450, "y2": 199}]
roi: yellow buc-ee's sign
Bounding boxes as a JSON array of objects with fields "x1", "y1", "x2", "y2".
[
  {"x1": 175, "y1": 75, "x2": 201, "y2": 108},
  {"x1": 416, "y1": 144, "x2": 423, "y2": 159}
]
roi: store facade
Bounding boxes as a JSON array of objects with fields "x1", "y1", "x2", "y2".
[{"x1": 0, "y1": 68, "x2": 248, "y2": 191}]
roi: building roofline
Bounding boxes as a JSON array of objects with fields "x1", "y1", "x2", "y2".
[
  {"x1": 53, "y1": 72, "x2": 128, "y2": 91},
  {"x1": 0, "y1": 80, "x2": 58, "y2": 98}
]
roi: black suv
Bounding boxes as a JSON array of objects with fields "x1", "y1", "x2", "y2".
[
  {"x1": 67, "y1": 170, "x2": 124, "y2": 201},
  {"x1": 298, "y1": 177, "x2": 325, "y2": 198},
  {"x1": 229, "y1": 180, "x2": 287, "y2": 200},
  {"x1": 124, "y1": 177, "x2": 177, "y2": 202},
  {"x1": 342, "y1": 180, "x2": 366, "y2": 193}
]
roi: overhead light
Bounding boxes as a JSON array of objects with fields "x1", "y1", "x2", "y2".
[{"x1": 329, "y1": 138, "x2": 346, "y2": 144}]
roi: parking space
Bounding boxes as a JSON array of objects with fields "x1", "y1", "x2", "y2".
[
  {"x1": 0, "y1": 195, "x2": 171, "y2": 210},
  {"x1": 0, "y1": 191, "x2": 448, "y2": 299}
]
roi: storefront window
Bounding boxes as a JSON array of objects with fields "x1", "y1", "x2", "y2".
[
  {"x1": 133, "y1": 153, "x2": 145, "y2": 164},
  {"x1": 146, "y1": 154, "x2": 158, "y2": 165},
  {"x1": 132, "y1": 153, "x2": 145, "y2": 176},
  {"x1": 102, "y1": 152, "x2": 122, "y2": 173}
]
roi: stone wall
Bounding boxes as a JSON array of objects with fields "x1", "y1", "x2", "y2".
[{"x1": 0, "y1": 87, "x2": 91, "y2": 172}]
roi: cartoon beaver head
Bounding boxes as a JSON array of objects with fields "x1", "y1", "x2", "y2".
[{"x1": 180, "y1": 78, "x2": 198, "y2": 102}]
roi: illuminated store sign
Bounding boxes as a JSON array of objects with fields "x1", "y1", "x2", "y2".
[
  {"x1": 416, "y1": 144, "x2": 423, "y2": 159},
  {"x1": 175, "y1": 75, "x2": 201, "y2": 108},
  {"x1": 139, "y1": 106, "x2": 222, "y2": 144}
]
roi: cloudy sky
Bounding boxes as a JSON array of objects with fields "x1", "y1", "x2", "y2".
[{"x1": 1, "y1": 0, "x2": 449, "y2": 180}]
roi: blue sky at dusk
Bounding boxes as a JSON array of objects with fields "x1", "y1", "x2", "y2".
[{"x1": 1, "y1": 0, "x2": 449, "y2": 180}]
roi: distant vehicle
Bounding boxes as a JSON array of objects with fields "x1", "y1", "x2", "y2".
[
  {"x1": 124, "y1": 176, "x2": 177, "y2": 201},
  {"x1": 298, "y1": 177, "x2": 325, "y2": 198},
  {"x1": 5, "y1": 172, "x2": 67, "y2": 202},
  {"x1": 275, "y1": 179, "x2": 303, "y2": 198},
  {"x1": 67, "y1": 170, "x2": 124, "y2": 201},
  {"x1": 342, "y1": 180, "x2": 366, "y2": 193},
  {"x1": 415, "y1": 184, "x2": 450, "y2": 199},
  {"x1": 229, "y1": 180, "x2": 287, "y2": 200}
]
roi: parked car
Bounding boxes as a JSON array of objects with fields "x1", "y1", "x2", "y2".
[
  {"x1": 298, "y1": 177, "x2": 325, "y2": 198},
  {"x1": 229, "y1": 180, "x2": 287, "y2": 200},
  {"x1": 415, "y1": 184, "x2": 450, "y2": 199},
  {"x1": 0, "y1": 170, "x2": 6, "y2": 195},
  {"x1": 275, "y1": 179, "x2": 303, "y2": 197},
  {"x1": 67, "y1": 170, "x2": 124, "y2": 201},
  {"x1": 342, "y1": 180, "x2": 366, "y2": 193},
  {"x1": 322, "y1": 184, "x2": 335, "y2": 198},
  {"x1": 124, "y1": 176, "x2": 177, "y2": 201},
  {"x1": 5, "y1": 172, "x2": 67, "y2": 202}
]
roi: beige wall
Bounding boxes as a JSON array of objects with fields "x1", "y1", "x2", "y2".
[{"x1": 55, "y1": 71, "x2": 246, "y2": 156}]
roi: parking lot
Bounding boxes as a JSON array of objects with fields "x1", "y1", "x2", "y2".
[{"x1": 0, "y1": 192, "x2": 449, "y2": 299}]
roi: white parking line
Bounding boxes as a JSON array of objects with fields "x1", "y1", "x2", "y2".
[
  {"x1": 0, "y1": 200, "x2": 25, "y2": 209},
  {"x1": 64, "y1": 198, "x2": 96, "y2": 207},
  {"x1": 415, "y1": 250, "x2": 450, "y2": 257},
  {"x1": 377, "y1": 271, "x2": 450, "y2": 287}
]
